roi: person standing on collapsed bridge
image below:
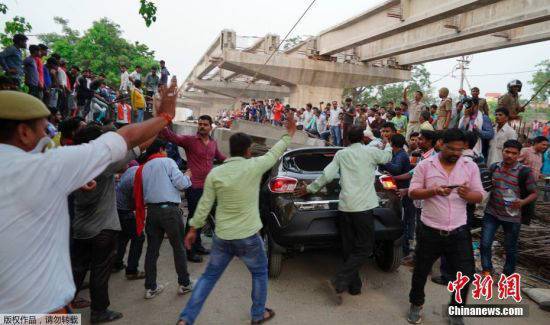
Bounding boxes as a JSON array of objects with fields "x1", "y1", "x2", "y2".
[
  {"x1": 160, "y1": 114, "x2": 226, "y2": 263},
  {"x1": 403, "y1": 86, "x2": 427, "y2": 139}
]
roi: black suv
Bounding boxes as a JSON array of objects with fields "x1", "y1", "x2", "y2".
[{"x1": 259, "y1": 147, "x2": 403, "y2": 278}]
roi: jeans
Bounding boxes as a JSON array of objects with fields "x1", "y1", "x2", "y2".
[
  {"x1": 144, "y1": 204, "x2": 189, "y2": 290},
  {"x1": 330, "y1": 125, "x2": 342, "y2": 146},
  {"x1": 72, "y1": 229, "x2": 118, "y2": 312},
  {"x1": 333, "y1": 210, "x2": 374, "y2": 293},
  {"x1": 115, "y1": 210, "x2": 145, "y2": 274},
  {"x1": 185, "y1": 188, "x2": 204, "y2": 256},
  {"x1": 179, "y1": 234, "x2": 268, "y2": 324},
  {"x1": 135, "y1": 109, "x2": 144, "y2": 123},
  {"x1": 402, "y1": 196, "x2": 416, "y2": 256},
  {"x1": 409, "y1": 223, "x2": 475, "y2": 307},
  {"x1": 480, "y1": 213, "x2": 521, "y2": 276}
]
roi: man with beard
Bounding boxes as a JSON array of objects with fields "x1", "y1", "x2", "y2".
[
  {"x1": 160, "y1": 115, "x2": 226, "y2": 262},
  {"x1": 406, "y1": 129, "x2": 484, "y2": 325}
]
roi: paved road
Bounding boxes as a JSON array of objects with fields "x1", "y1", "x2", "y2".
[{"x1": 77, "y1": 237, "x2": 548, "y2": 325}]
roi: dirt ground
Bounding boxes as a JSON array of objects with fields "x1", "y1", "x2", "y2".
[{"x1": 75, "y1": 235, "x2": 549, "y2": 325}]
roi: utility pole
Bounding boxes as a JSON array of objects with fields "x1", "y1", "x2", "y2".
[{"x1": 457, "y1": 56, "x2": 470, "y2": 90}]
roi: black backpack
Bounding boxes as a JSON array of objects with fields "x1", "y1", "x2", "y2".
[
  {"x1": 465, "y1": 154, "x2": 493, "y2": 192},
  {"x1": 489, "y1": 163, "x2": 536, "y2": 225}
]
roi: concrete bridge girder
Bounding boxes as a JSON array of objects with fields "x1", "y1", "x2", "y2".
[
  {"x1": 216, "y1": 49, "x2": 410, "y2": 107},
  {"x1": 357, "y1": 0, "x2": 550, "y2": 62},
  {"x1": 316, "y1": 0, "x2": 501, "y2": 56},
  {"x1": 218, "y1": 49, "x2": 410, "y2": 88},
  {"x1": 188, "y1": 79, "x2": 291, "y2": 99},
  {"x1": 394, "y1": 20, "x2": 550, "y2": 65}
]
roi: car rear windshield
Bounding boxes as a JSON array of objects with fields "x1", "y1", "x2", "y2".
[{"x1": 283, "y1": 152, "x2": 336, "y2": 173}]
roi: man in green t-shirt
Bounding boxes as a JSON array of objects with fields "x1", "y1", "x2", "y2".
[{"x1": 391, "y1": 105, "x2": 408, "y2": 134}]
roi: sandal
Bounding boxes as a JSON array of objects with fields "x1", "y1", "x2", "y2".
[{"x1": 251, "y1": 308, "x2": 275, "y2": 324}]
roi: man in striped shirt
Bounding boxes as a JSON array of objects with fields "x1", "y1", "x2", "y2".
[{"x1": 480, "y1": 140, "x2": 538, "y2": 278}]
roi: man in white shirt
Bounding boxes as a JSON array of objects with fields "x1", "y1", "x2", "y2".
[
  {"x1": 0, "y1": 80, "x2": 178, "y2": 314},
  {"x1": 303, "y1": 103, "x2": 313, "y2": 128},
  {"x1": 129, "y1": 65, "x2": 142, "y2": 83},
  {"x1": 329, "y1": 102, "x2": 343, "y2": 146},
  {"x1": 487, "y1": 107, "x2": 517, "y2": 166},
  {"x1": 120, "y1": 64, "x2": 131, "y2": 94}
]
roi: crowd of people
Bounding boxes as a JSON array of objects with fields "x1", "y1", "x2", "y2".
[
  {"x1": 0, "y1": 34, "x2": 172, "y2": 132},
  {"x1": 1, "y1": 31, "x2": 550, "y2": 325}
]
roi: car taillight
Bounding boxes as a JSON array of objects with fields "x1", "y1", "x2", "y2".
[
  {"x1": 379, "y1": 175, "x2": 397, "y2": 190},
  {"x1": 269, "y1": 177, "x2": 298, "y2": 193}
]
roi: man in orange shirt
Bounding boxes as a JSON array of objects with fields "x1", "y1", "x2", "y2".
[{"x1": 272, "y1": 98, "x2": 284, "y2": 126}]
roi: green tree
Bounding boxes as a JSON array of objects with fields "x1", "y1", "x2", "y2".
[
  {"x1": 39, "y1": 17, "x2": 158, "y2": 87},
  {"x1": 345, "y1": 64, "x2": 433, "y2": 106},
  {"x1": 0, "y1": 16, "x2": 32, "y2": 48},
  {"x1": 0, "y1": 2, "x2": 32, "y2": 48},
  {"x1": 529, "y1": 59, "x2": 550, "y2": 103}
]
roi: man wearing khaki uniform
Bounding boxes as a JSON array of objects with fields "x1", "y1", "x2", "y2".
[
  {"x1": 403, "y1": 86, "x2": 427, "y2": 139},
  {"x1": 436, "y1": 87, "x2": 452, "y2": 130}
]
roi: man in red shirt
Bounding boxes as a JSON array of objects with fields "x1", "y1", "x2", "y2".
[
  {"x1": 161, "y1": 115, "x2": 226, "y2": 262},
  {"x1": 272, "y1": 98, "x2": 284, "y2": 126}
]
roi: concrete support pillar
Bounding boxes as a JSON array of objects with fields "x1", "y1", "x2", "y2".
[{"x1": 289, "y1": 85, "x2": 343, "y2": 108}]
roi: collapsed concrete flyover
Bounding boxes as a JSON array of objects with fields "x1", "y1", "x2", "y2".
[{"x1": 180, "y1": 0, "x2": 550, "y2": 115}]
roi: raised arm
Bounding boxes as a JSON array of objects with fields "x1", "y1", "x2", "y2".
[
  {"x1": 159, "y1": 127, "x2": 192, "y2": 149},
  {"x1": 306, "y1": 154, "x2": 340, "y2": 194},
  {"x1": 252, "y1": 111, "x2": 296, "y2": 173}
]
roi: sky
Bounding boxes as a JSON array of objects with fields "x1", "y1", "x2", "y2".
[{"x1": 4, "y1": 0, "x2": 549, "y2": 99}]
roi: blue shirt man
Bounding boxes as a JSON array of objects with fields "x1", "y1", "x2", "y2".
[
  {"x1": 139, "y1": 139, "x2": 193, "y2": 299},
  {"x1": 0, "y1": 34, "x2": 27, "y2": 81}
]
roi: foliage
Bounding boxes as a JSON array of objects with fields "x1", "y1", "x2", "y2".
[
  {"x1": 38, "y1": 17, "x2": 157, "y2": 87},
  {"x1": 0, "y1": 3, "x2": 7, "y2": 14},
  {"x1": 529, "y1": 59, "x2": 550, "y2": 103},
  {"x1": 345, "y1": 64, "x2": 433, "y2": 106},
  {"x1": 0, "y1": 16, "x2": 32, "y2": 48},
  {"x1": 139, "y1": 0, "x2": 157, "y2": 27}
]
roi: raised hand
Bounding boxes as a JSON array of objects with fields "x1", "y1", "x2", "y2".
[
  {"x1": 156, "y1": 76, "x2": 178, "y2": 118},
  {"x1": 285, "y1": 110, "x2": 297, "y2": 137}
]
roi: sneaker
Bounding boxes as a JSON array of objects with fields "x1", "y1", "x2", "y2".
[
  {"x1": 126, "y1": 271, "x2": 146, "y2": 280},
  {"x1": 431, "y1": 276, "x2": 449, "y2": 286},
  {"x1": 90, "y1": 309, "x2": 123, "y2": 323},
  {"x1": 407, "y1": 304, "x2": 423, "y2": 324},
  {"x1": 449, "y1": 315, "x2": 465, "y2": 325},
  {"x1": 178, "y1": 279, "x2": 195, "y2": 295},
  {"x1": 144, "y1": 284, "x2": 165, "y2": 299}
]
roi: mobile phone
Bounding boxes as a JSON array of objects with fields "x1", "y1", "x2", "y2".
[{"x1": 444, "y1": 185, "x2": 460, "y2": 189}]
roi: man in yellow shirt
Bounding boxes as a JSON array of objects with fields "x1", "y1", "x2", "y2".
[{"x1": 131, "y1": 79, "x2": 146, "y2": 122}]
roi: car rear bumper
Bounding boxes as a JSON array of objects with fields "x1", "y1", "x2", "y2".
[{"x1": 266, "y1": 207, "x2": 403, "y2": 249}]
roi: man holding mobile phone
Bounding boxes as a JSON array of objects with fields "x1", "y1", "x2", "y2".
[{"x1": 406, "y1": 129, "x2": 485, "y2": 325}]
